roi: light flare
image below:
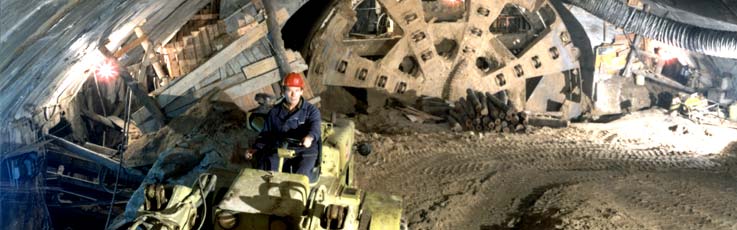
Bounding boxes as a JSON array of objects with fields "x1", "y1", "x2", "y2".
[
  {"x1": 440, "y1": 0, "x2": 464, "y2": 8},
  {"x1": 653, "y1": 41, "x2": 690, "y2": 65},
  {"x1": 93, "y1": 59, "x2": 118, "y2": 81}
]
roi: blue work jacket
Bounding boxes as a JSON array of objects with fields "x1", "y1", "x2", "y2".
[{"x1": 253, "y1": 97, "x2": 321, "y2": 154}]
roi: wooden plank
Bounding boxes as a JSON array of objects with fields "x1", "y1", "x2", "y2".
[
  {"x1": 113, "y1": 34, "x2": 149, "y2": 58},
  {"x1": 224, "y1": 63, "x2": 235, "y2": 77},
  {"x1": 221, "y1": 1, "x2": 256, "y2": 25},
  {"x1": 195, "y1": 30, "x2": 209, "y2": 62},
  {"x1": 192, "y1": 13, "x2": 219, "y2": 20},
  {"x1": 227, "y1": 61, "x2": 241, "y2": 77},
  {"x1": 148, "y1": 0, "x2": 212, "y2": 46},
  {"x1": 191, "y1": 31, "x2": 203, "y2": 65},
  {"x1": 243, "y1": 48, "x2": 257, "y2": 63},
  {"x1": 80, "y1": 108, "x2": 114, "y2": 128},
  {"x1": 237, "y1": 18, "x2": 247, "y2": 28},
  {"x1": 167, "y1": 47, "x2": 178, "y2": 78},
  {"x1": 214, "y1": 68, "x2": 223, "y2": 81},
  {"x1": 219, "y1": 68, "x2": 227, "y2": 80},
  {"x1": 83, "y1": 142, "x2": 117, "y2": 157},
  {"x1": 131, "y1": 105, "x2": 152, "y2": 126},
  {"x1": 179, "y1": 45, "x2": 190, "y2": 74},
  {"x1": 251, "y1": 40, "x2": 270, "y2": 60},
  {"x1": 243, "y1": 57, "x2": 277, "y2": 79},
  {"x1": 205, "y1": 25, "x2": 219, "y2": 52},
  {"x1": 236, "y1": 18, "x2": 260, "y2": 36},
  {"x1": 242, "y1": 51, "x2": 300, "y2": 79},
  {"x1": 210, "y1": 24, "x2": 224, "y2": 51},
  {"x1": 134, "y1": 26, "x2": 167, "y2": 80},
  {"x1": 167, "y1": 44, "x2": 182, "y2": 77},
  {"x1": 166, "y1": 101, "x2": 195, "y2": 117},
  {"x1": 130, "y1": 37, "x2": 156, "y2": 94},
  {"x1": 199, "y1": 26, "x2": 213, "y2": 57},
  {"x1": 182, "y1": 36, "x2": 197, "y2": 74},
  {"x1": 175, "y1": 41, "x2": 187, "y2": 75},
  {"x1": 224, "y1": 71, "x2": 281, "y2": 100},
  {"x1": 199, "y1": 72, "x2": 221, "y2": 89},
  {"x1": 197, "y1": 72, "x2": 246, "y2": 98},
  {"x1": 162, "y1": 44, "x2": 173, "y2": 77},
  {"x1": 154, "y1": 22, "x2": 271, "y2": 107},
  {"x1": 164, "y1": 91, "x2": 197, "y2": 116},
  {"x1": 107, "y1": 116, "x2": 141, "y2": 134},
  {"x1": 234, "y1": 52, "x2": 249, "y2": 70},
  {"x1": 217, "y1": 20, "x2": 229, "y2": 43}
]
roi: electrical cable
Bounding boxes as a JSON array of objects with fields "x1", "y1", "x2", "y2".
[
  {"x1": 565, "y1": 0, "x2": 737, "y2": 59},
  {"x1": 104, "y1": 87, "x2": 131, "y2": 229}
]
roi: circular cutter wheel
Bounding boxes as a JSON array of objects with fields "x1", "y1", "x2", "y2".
[{"x1": 306, "y1": 0, "x2": 583, "y2": 114}]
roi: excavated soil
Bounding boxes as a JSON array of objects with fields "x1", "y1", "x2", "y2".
[{"x1": 352, "y1": 108, "x2": 737, "y2": 230}]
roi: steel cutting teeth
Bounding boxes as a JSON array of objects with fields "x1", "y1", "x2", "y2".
[{"x1": 307, "y1": 0, "x2": 581, "y2": 111}]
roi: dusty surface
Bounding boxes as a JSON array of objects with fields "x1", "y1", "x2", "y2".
[{"x1": 353, "y1": 108, "x2": 737, "y2": 230}]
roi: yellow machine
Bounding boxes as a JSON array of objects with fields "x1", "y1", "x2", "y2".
[
  {"x1": 126, "y1": 174, "x2": 218, "y2": 230},
  {"x1": 212, "y1": 118, "x2": 404, "y2": 230},
  {"x1": 121, "y1": 117, "x2": 405, "y2": 230},
  {"x1": 670, "y1": 93, "x2": 727, "y2": 124}
]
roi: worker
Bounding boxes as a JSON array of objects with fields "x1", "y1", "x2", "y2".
[{"x1": 245, "y1": 72, "x2": 321, "y2": 179}]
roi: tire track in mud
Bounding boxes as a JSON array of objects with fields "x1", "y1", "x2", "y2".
[
  {"x1": 373, "y1": 139, "x2": 720, "y2": 177},
  {"x1": 623, "y1": 190, "x2": 722, "y2": 229},
  {"x1": 355, "y1": 128, "x2": 735, "y2": 229},
  {"x1": 626, "y1": 175, "x2": 737, "y2": 229},
  {"x1": 528, "y1": 172, "x2": 737, "y2": 230}
]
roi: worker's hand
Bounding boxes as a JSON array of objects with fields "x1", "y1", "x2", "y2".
[
  {"x1": 245, "y1": 148, "x2": 256, "y2": 160},
  {"x1": 302, "y1": 135, "x2": 314, "y2": 148}
]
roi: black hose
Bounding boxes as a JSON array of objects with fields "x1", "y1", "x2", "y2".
[{"x1": 566, "y1": 0, "x2": 737, "y2": 59}]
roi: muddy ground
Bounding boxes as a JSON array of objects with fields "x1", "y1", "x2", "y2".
[{"x1": 352, "y1": 108, "x2": 737, "y2": 230}]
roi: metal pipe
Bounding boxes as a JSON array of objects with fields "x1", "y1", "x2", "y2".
[
  {"x1": 106, "y1": 88, "x2": 132, "y2": 229},
  {"x1": 263, "y1": 0, "x2": 292, "y2": 79},
  {"x1": 566, "y1": 0, "x2": 737, "y2": 59}
]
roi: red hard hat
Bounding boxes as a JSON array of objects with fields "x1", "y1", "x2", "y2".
[{"x1": 284, "y1": 72, "x2": 305, "y2": 88}]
